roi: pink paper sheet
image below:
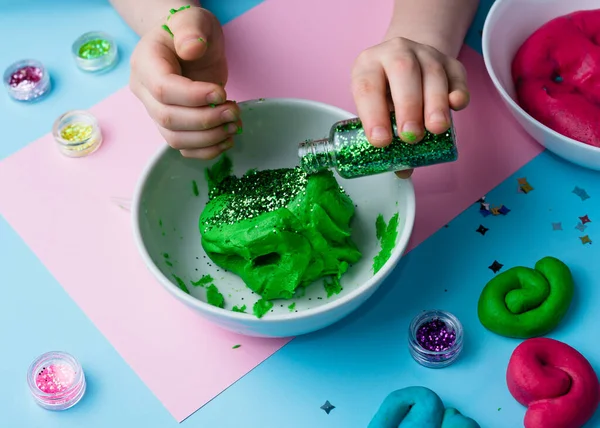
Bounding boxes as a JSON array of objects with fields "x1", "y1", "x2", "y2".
[{"x1": 0, "y1": 0, "x2": 543, "y2": 422}]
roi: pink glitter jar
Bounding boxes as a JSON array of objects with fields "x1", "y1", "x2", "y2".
[
  {"x1": 3, "y1": 59, "x2": 51, "y2": 101},
  {"x1": 27, "y1": 351, "x2": 86, "y2": 410}
]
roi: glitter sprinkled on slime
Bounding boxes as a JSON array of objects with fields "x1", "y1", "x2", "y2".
[
  {"x1": 72, "y1": 31, "x2": 118, "y2": 72},
  {"x1": 408, "y1": 310, "x2": 463, "y2": 368},
  {"x1": 3, "y1": 59, "x2": 51, "y2": 101},
  {"x1": 199, "y1": 157, "x2": 362, "y2": 305},
  {"x1": 27, "y1": 351, "x2": 86, "y2": 410},
  {"x1": 299, "y1": 112, "x2": 457, "y2": 178}
]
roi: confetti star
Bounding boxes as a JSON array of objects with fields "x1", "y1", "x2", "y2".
[
  {"x1": 481, "y1": 202, "x2": 491, "y2": 211},
  {"x1": 489, "y1": 260, "x2": 503, "y2": 273},
  {"x1": 320, "y1": 401, "x2": 335, "y2": 414},
  {"x1": 580, "y1": 235, "x2": 592, "y2": 245},
  {"x1": 575, "y1": 222, "x2": 587, "y2": 232},
  {"x1": 573, "y1": 186, "x2": 590, "y2": 201},
  {"x1": 520, "y1": 183, "x2": 534, "y2": 193},
  {"x1": 476, "y1": 196, "x2": 486, "y2": 204},
  {"x1": 552, "y1": 222, "x2": 563, "y2": 231},
  {"x1": 580, "y1": 215, "x2": 591, "y2": 224},
  {"x1": 491, "y1": 207, "x2": 501, "y2": 216},
  {"x1": 517, "y1": 178, "x2": 528, "y2": 185},
  {"x1": 476, "y1": 225, "x2": 489, "y2": 235},
  {"x1": 480, "y1": 209, "x2": 491, "y2": 217},
  {"x1": 499, "y1": 205, "x2": 511, "y2": 215}
]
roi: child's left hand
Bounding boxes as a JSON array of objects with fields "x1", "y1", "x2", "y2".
[{"x1": 350, "y1": 37, "x2": 470, "y2": 178}]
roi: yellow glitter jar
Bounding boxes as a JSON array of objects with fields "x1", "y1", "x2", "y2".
[
  {"x1": 52, "y1": 110, "x2": 103, "y2": 157},
  {"x1": 71, "y1": 31, "x2": 118, "y2": 73}
]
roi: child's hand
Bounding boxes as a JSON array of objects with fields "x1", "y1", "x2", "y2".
[
  {"x1": 350, "y1": 37, "x2": 470, "y2": 178},
  {"x1": 129, "y1": 6, "x2": 240, "y2": 159}
]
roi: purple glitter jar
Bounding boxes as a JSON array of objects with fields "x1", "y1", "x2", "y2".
[{"x1": 408, "y1": 310, "x2": 463, "y2": 368}]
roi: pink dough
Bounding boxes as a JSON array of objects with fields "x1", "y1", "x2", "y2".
[
  {"x1": 506, "y1": 337, "x2": 600, "y2": 428},
  {"x1": 512, "y1": 10, "x2": 600, "y2": 147}
]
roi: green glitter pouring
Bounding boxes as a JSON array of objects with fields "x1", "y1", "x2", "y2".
[
  {"x1": 198, "y1": 157, "x2": 362, "y2": 306},
  {"x1": 78, "y1": 39, "x2": 111, "y2": 60},
  {"x1": 299, "y1": 112, "x2": 458, "y2": 179}
]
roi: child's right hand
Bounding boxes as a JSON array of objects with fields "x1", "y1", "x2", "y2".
[{"x1": 129, "y1": 6, "x2": 240, "y2": 160}]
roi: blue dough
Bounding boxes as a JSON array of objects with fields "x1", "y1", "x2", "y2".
[{"x1": 368, "y1": 386, "x2": 480, "y2": 428}]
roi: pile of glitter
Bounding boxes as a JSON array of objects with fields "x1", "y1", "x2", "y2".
[
  {"x1": 60, "y1": 123, "x2": 93, "y2": 142},
  {"x1": 416, "y1": 318, "x2": 457, "y2": 352},
  {"x1": 78, "y1": 39, "x2": 111, "y2": 59},
  {"x1": 202, "y1": 167, "x2": 309, "y2": 229},
  {"x1": 36, "y1": 364, "x2": 75, "y2": 393},
  {"x1": 7, "y1": 66, "x2": 43, "y2": 89}
]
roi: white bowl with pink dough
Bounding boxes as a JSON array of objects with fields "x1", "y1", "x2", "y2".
[
  {"x1": 132, "y1": 98, "x2": 416, "y2": 338},
  {"x1": 482, "y1": 0, "x2": 600, "y2": 170}
]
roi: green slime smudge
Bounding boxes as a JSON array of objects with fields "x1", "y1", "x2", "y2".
[
  {"x1": 172, "y1": 274, "x2": 190, "y2": 294},
  {"x1": 191, "y1": 274, "x2": 213, "y2": 287},
  {"x1": 373, "y1": 213, "x2": 399, "y2": 274},
  {"x1": 205, "y1": 154, "x2": 233, "y2": 192},
  {"x1": 253, "y1": 299, "x2": 273, "y2": 318},
  {"x1": 206, "y1": 284, "x2": 225, "y2": 308}
]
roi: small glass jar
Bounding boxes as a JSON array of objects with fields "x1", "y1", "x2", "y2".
[
  {"x1": 408, "y1": 310, "x2": 463, "y2": 368},
  {"x1": 72, "y1": 31, "x2": 118, "y2": 73},
  {"x1": 27, "y1": 351, "x2": 86, "y2": 410},
  {"x1": 52, "y1": 110, "x2": 103, "y2": 157},
  {"x1": 298, "y1": 112, "x2": 458, "y2": 179},
  {"x1": 3, "y1": 59, "x2": 51, "y2": 102}
]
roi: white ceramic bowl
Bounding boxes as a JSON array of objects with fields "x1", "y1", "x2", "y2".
[
  {"x1": 132, "y1": 98, "x2": 416, "y2": 338},
  {"x1": 482, "y1": 0, "x2": 600, "y2": 170}
]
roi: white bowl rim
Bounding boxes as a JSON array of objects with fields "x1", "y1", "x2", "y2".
[
  {"x1": 131, "y1": 97, "x2": 417, "y2": 323},
  {"x1": 481, "y1": 0, "x2": 600, "y2": 155}
]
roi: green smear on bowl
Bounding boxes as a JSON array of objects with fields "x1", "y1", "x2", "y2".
[
  {"x1": 373, "y1": 213, "x2": 399, "y2": 274},
  {"x1": 172, "y1": 274, "x2": 190, "y2": 294},
  {"x1": 253, "y1": 299, "x2": 273, "y2": 318},
  {"x1": 206, "y1": 284, "x2": 225, "y2": 308},
  {"x1": 192, "y1": 274, "x2": 214, "y2": 287}
]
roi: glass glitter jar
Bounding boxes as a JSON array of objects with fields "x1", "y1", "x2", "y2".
[
  {"x1": 52, "y1": 110, "x2": 103, "y2": 157},
  {"x1": 27, "y1": 351, "x2": 86, "y2": 410},
  {"x1": 298, "y1": 112, "x2": 458, "y2": 179},
  {"x1": 3, "y1": 59, "x2": 51, "y2": 102},
  {"x1": 408, "y1": 310, "x2": 463, "y2": 368},
  {"x1": 72, "y1": 31, "x2": 118, "y2": 73}
]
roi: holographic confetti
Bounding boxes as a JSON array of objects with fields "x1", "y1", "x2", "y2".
[
  {"x1": 320, "y1": 401, "x2": 335, "y2": 414},
  {"x1": 416, "y1": 318, "x2": 456, "y2": 352},
  {"x1": 476, "y1": 225, "x2": 489, "y2": 236},
  {"x1": 60, "y1": 124, "x2": 93, "y2": 142},
  {"x1": 573, "y1": 187, "x2": 590, "y2": 201},
  {"x1": 517, "y1": 177, "x2": 534, "y2": 193},
  {"x1": 580, "y1": 215, "x2": 591, "y2": 224},
  {"x1": 575, "y1": 222, "x2": 587, "y2": 232},
  {"x1": 552, "y1": 222, "x2": 563, "y2": 231},
  {"x1": 580, "y1": 235, "x2": 592, "y2": 245},
  {"x1": 489, "y1": 260, "x2": 503, "y2": 274},
  {"x1": 498, "y1": 205, "x2": 511, "y2": 215}
]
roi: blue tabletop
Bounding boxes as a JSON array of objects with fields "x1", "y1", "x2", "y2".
[{"x1": 2, "y1": 1, "x2": 599, "y2": 428}]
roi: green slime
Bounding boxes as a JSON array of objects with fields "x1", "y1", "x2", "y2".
[
  {"x1": 199, "y1": 167, "x2": 362, "y2": 301},
  {"x1": 373, "y1": 213, "x2": 399, "y2": 274}
]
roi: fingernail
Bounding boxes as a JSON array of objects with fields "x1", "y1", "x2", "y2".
[
  {"x1": 225, "y1": 123, "x2": 238, "y2": 134},
  {"x1": 219, "y1": 139, "x2": 234, "y2": 150},
  {"x1": 206, "y1": 92, "x2": 222, "y2": 105},
  {"x1": 371, "y1": 126, "x2": 390, "y2": 142},
  {"x1": 400, "y1": 122, "x2": 421, "y2": 143},
  {"x1": 221, "y1": 109, "x2": 237, "y2": 123},
  {"x1": 429, "y1": 110, "x2": 448, "y2": 125}
]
